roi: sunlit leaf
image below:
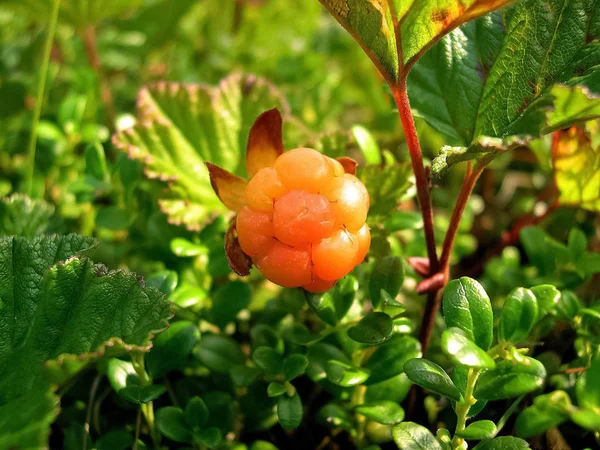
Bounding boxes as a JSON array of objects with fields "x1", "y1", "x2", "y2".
[
  {"x1": 0, "y1": 194, "x2": 54, "y2": 238},
  {"x1": 246, "y1": 108, "x2": 284, "y2": 178}
]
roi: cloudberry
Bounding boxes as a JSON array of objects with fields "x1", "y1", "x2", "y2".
[{"x1": 208, "y1": 108, "x2": 371, "y2": 292}]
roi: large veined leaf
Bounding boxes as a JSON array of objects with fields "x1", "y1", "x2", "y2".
[
  {"x1": 0, "y1": 234, "x2": 172, "y2": 404},
  {"x1": 552, "y1": 126, "x2": 600, "y2": 212},
  {"x1": 318, "y1": 0, "x2": 513, "y2": 83},
  {"x1": 9, "y1": 0, "x2": 141, "y2": 28},
  {"x1": 0, "y1": 194, "x2": 54, "y2": 237},
  {"x1": 409, "y1": 0, "x2": 600, "y2": 175},
  {"x1": 113, "y1": 73, "x2": 288, "y2": 230}
]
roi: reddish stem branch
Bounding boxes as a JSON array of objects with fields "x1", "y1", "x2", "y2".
[{"x1": 392, "y1": 84, "x2": 439, "y2": 272}]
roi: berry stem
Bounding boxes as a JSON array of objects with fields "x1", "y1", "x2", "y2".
[{"x1": 392, "y1": 83, "x2": 439, "y2": 272}]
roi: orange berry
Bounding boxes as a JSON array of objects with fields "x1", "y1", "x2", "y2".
[
  {"x1": 273, "y1": 190, "x2": 335, "y2": 246},
  {"x1": 354, "y1": 223, "x2": 371, "y2": 265},
  {"x1": 236, "y1": 207, "x2": 274, "y2": 257},
  {"x1": 245, "y1": 167, "x2": 288, "y2": 212},
  {"x1": 275, "y1": 148, "x2": 334, "y2": 193},
  {"x1": 254, "y1": 241, "x2": 312, "y2": 288},
  {"x1": 312, "y1": 228, "x2": 358, "y2": 281},
  {"x1": 323, "y1": 174, "x2": 369, "y2": 231},
  {"x1": 304, "y1": 274, "x2": 336, "y2": 293}
]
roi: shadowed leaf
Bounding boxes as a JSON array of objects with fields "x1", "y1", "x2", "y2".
[{"x1": 225, "y1": 221, "x2": 253, "y2": 276}]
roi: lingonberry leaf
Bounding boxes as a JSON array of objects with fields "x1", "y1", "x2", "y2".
[
  {"x1": 456, "y1": 420, "x2": 497, "y2": 440},
  {"x1": 155, "y1": 406, "x2": 193, "y2": 443},
  {"x1": 392, "y1": 421, "x2": 443, "y2": 450},
  {"x1": 319, "y1": 0, "x2": 512, "y2": 84},
  {"x1": 498, "y1": 287, "x2": 539, "y2": 344},
  {"x1": 368, "y1": 256, "x2": 404, "y2": 308},
  {"x1": 364, "y1": 335, "x2": 421, "y2": 385},
  {"x1": 414, "y1": 0, "x2": 600, "y2": 175},
  {"x1": 475, "y1": 357, "x2": 546, "y2": 401},
  {"x1": 515, "y1": 390, "x2": 571, "y2": 438},
  {"x1": 355, "y1": 401, "x2": 405, "y2": 425},
  {"x1": 441, "y1": 327, "x2": 495, "y2": 369},
  {"x1": 326, "y1": 360, "x2": 370, "y2": 387},
  {"x1": 113, "y1": 74, "x2": 288, "y2": 230},
  {"x1": 196, "y1": 335, "x2": 245, "y2": 373},
  {"x1": 146, "y1": 321, "x2": 200, "y2": 378},
  {"x1": 277, "y1": 391, "x2": 303, "y2": 430},
  {"x1": 471, "y1": 436, "x2": 530, "y2": 450},
  {"x1": 348, "y1": 311, "x2": 394, "y2": 345},
  {"x1": 404, "y1": 358, "x2": 463, "y2": 402},
  {"x1": 442, "y1": 277, "x2": 494, "y2": 351}
]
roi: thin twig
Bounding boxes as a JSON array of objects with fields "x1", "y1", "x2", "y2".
[{"x1": 25, "y1": 0, "x2": 61, "y2": 197}]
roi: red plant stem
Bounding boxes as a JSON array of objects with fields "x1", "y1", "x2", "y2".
[{"x1": 392, "y1": 83, "x2": 439, "y2": 272}]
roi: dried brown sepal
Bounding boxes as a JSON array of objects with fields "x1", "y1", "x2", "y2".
[
  {"x1": 225, "y1": 220, "x2": 253, "y2": 276},
  {"x1": 206, "y1": 162, "x2": 248, "y2": 212},
  {"x1": 336, "y1": 156, "x2": 358, "y2": 175},
  {"x1": 246, "y1": 108, "x2": 285, "y2": 178},
  {"x1": 407, "y1": 256, "x2": 430, "y2": 278}
]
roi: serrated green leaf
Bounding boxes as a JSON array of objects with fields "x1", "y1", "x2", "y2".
[
  {"x1": 326, "y1": 360, "x2": 370, "y2": 387},
  {"x1": 441, "y1": 328, "x2": 495, "y2": 368},
  {"x1": 196, "y1": 335, "x2": 245, "y2": 374},
  {"x1": 0, "y1": 194, "x2": 54, "y2": 237},
  {"x1": 359, "y1": 164, "x2": 414, "y2": 219},
  {"x1": 412, "y1": 1, "x2": 600, "y2": 175},
  {"x1": 364, "y1": 335, "x2": 422, "y2": 385},
  {"x1": 355, "y1": 401, "x2": 405, "y2": 425},
  {"x1": 392, "y1": 421, "x2": 443, "y2": 450},
  {"x1": 277, "y1": 392, "x2": 303, "y2": 430},
  {"x1": 498, "y1": 288, "x2": 538, "y2": 343},
  {"x1": 0, "y1": 386, "x2": 59, "y2": 449},
  {"x1": 404, "y1": 358, "x2": 463, "y2": 402},
  {"x1": 475, "y1": 357, "x2": 546, "y2": 400},
  {"x1": 113, "y1": 74, "x2": 288, "y2": 230},
  {"x1": 442, "y1": 277, "x2": 493, "y2": 351},
  {"x1": 348, "y1": 312, "x2": 394, "y2": 345},
  {"x1": 0, "y1": 235, "x2": 170, "y2": 403},
  {"x1": 456, "y1": 420, "x2": 497, "y2": 440},
  {"x1": 155, "y1": 406, "x2": 192, "y2": 443}
]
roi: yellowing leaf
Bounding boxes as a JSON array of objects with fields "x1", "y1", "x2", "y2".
[
  {"x1": 206, "y1": 163, "x2": 248, "y2": 213},
  {"x1": 246, "y1": 108, "x2": 284, "y2": 178},
  {"x1": 319, "y1": 0, "x2": 513, "y2": 83},
  {"x1": 553, "y1": 127, "x2": 600, "y2": 212}
]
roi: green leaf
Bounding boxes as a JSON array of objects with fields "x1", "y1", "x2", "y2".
[
  {"x1": 576, "y1": 358, "x2": 600, "y2": 410},
  {"x1": 412, "y1": 1, "x2": 600, "y2": 173},
  {"x1": 515, "y1": 390, "x2": 570, "y2": 438},
  {"x1": 472, "y1": 436, "x2": 530, "y2": 450},
  {"x1": 0, "y1": 194, "x2": 54, "y2": 237},
  {"x1": 114, "y1": 74, "x2": 288, "y2": 230},
  {"x1": 96, "y1": 206, "x2": 133, "y2": 230},
  {"x1": 359, "y1": 164, "x2": 414, "y2": 219},
  {"x1": 348, "y1": 312, "x2": 394, "y2": 345},
  {"x1": 441, "y1": 328, "x2": 495, "y2": 368},
  {"x1": 267, "y1": 382, "x2": 287, "y2": 397},
  {"x1": 530, "y1": 285, "x2": 560, "y2": 317},
  {"x1": 250, "y1": 441, "x2": 279, "y2": 450},
  {"x1": 366, "y1": 374, "x2": 412, "y2": 404},
  {"x1": 306, "y1": 343, "x2": 351, "y2": 382},
  {"x1": 475, "y1": 357, "x2": 546, "y2": 400},
  {"x1": 451, "y1": 366, "x2": 487, "y2": 418},
  {"x1": 184, "y1": 396, "x2": 209, "y2": 430},
  {"x1": 498, "y1": 288, "x2": 539, "y2": 343},
  {"x1": 319, "y1": 0, "x2": 511, "y2": 84},
  {"x1": 456, "y1": 420, "x2": 497, "y2": 440},
  {"x1": 0, "y1": 235, "x2": 170, "y2": 403},
  {"x1": 364, "y1": 336, "x2": 422, "y2": 385},
  {"x1": 355, "y1": 401, "x2": 405, "y2": 425},
  {"x1": 552, "y1": 126, "x2": 600, "y2": 212},
  {"x1": 351, "y1": 125, "x2": 381, "y2": 164},
  {"x1": 155, "y1": 406, "x2": 192, "y2": 443},
  {"x1": 283, "y1": 354, "x2": 309, "y2": 381},
  {"x1": 555, "y1": 290, "x2": 583, "y2": 321},
  {"x1": 211, "y1": 281, "x2": 251, "y2": 329},
  {"x1": 250, "y1": 324, "x2": 283, "y2": 351},
  {"x1": 384, "y1": 211, "x2": 424, "y2": 232},
  {"x1": 277, "y1": 392, "x2": 303, "y2": 430},
  {"x1": 253, "y1": 346, "x2": 284, "y2": 375},
  {"x1": 107, "y1": 358, "x2": 139, "y2": 392},
  {"x1": 442, "y1": 277, "x2": 493, "y2": 351},
  {"x1": 119, "y1": 385, "x2": 166, "y2": 404},
  {"x1": 392, "y1": 421, "x2": 443, "y2": 450},
  {"x1": 318, "y1": 403, "x2": 354, "y2": 431},
  {"x1": 0, "y1": 386, "x2": 59, "y2": 449},
  {"x1": 404, "y1": 358, "x2": 463, "y2": 402},
  {"x1": 306, "y1": 276, "x2": 357, "y2": 326},
  {"x1": 146, "y1": 321, "x2": 200, "y2": 378},
  {"x1": 170, "y1": 238, "x2": 208, "y2": 257},
  {"x1": 146, "y1": 270, "x2": 178, "y2": 295},
  {"x1": 326, "y1": 360, "x2": 370, "y2": 387},
  {"x1": 95, "y1": 429, "x2": 134, "y2": 450},
  {"x1": 368, "y1": 256, "x2": 404, "y2": 308},
  {"x1": 231, "y1": 365, "x2": 261, "y2": 387},
  {"x1": 195, "y1": 427, "x2": 222, "y2": 448},
  {"x1": 570, "y1": 408, "x2": 600, "y2": 431},
  {"x1": 196, "y1": 335, "x2": 245, "y2": 373}
]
